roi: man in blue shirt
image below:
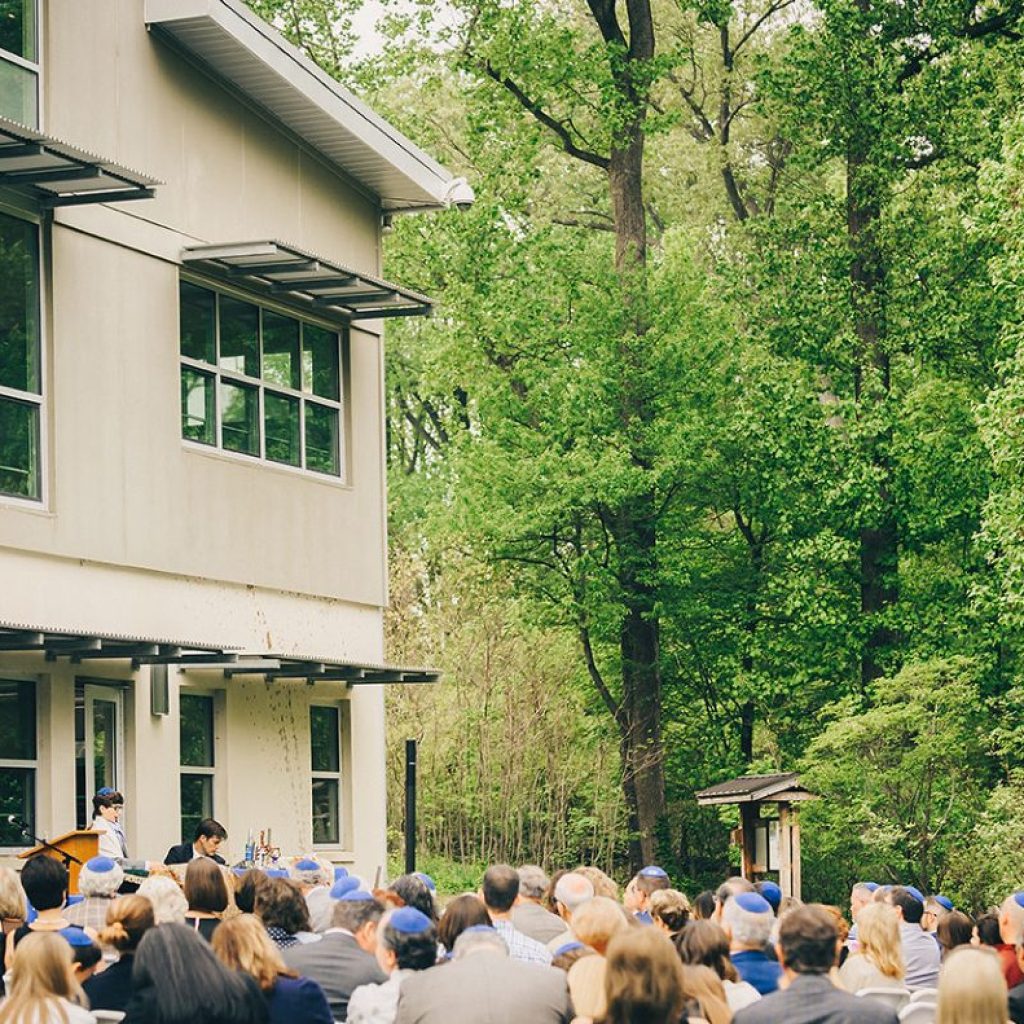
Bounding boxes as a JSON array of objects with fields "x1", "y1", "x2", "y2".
[{"x1": 724, "y1": 891, "x2": 783, "y2": 995}]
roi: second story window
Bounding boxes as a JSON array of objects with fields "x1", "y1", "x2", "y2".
[
  {"x1": 0, "y1": 209, "x2": 41, "y2": 501},
  {"x1": 0, "y1": 1, "x2": 39, "y2": 126},
  {"x1": 179, "y1": 281, "x2": 344, "y2": 479}
]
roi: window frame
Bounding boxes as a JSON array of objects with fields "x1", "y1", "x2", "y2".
[
  {"x1": 310, "y1": 702, "x2": 343, "y2": 849},
  {"x1": 178, "y1": 690, "x2": 217, "y2": 844},
  {"x1": 0, "y1": 0, "x2": 42, "y2": 128},
  {"x1": 0, "y1": 198, "x2": 46, "y2": 509},
  {"x1": 0, "y1": 674, "x2": 38, "y2": 853},
  {"x1": 178, "y1": 275, "x2": 347, "y2": 483}
]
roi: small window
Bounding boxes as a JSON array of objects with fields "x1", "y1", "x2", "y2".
[
  {"x1": 310, "y1": 705, "x2": 341, "y2": 846},
  {"x1": 179, "y1": 281, "x2": 345, "y2": 478},
  {"x1": 180, "y1": 693, "x2": 215, "y2": 844},
  {"x1": 0, "y1": 1, "x2": 38, "y2": 126},
  {"x1": 0, "y1": 679, "x2": 36, "y2": 847}
]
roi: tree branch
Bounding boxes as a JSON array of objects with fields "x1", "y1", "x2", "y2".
[{"x1": 579, "y1": 619, "x2": 623, "y2": 722}]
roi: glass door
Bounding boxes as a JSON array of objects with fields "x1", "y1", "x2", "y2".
[{"x1": 75, "y1": 684, "x2": 124, "y2": 829}]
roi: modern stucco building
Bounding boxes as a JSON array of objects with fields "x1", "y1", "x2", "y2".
[{"x1": 0, "y1": 0, "x2": 458, "y2": 878}]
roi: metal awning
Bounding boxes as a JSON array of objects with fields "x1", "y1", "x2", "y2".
[
  {"x1": 0, "y1": 621, "x2": 238, "y2": 666},
  {"x1": 215, "y1": 654, "x2": 440, "y2": 685},
  {"x1": 0, "y1": 117, "x2": 161, "y2": 208},
  {"x1": 145, "y1": 0, "x2": 460, "y2": 212},
  {"x1": 182, "y1": 240, "x2": 434, "y2": 321}
]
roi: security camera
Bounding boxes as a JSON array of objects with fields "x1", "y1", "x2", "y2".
[{"x1": 443, "y1": 177, "x2": 475, "y2": 211}]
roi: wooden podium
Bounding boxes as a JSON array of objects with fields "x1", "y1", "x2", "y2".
[{"x1": 18, "y1": 830, "x2": 100, "y2": 895}]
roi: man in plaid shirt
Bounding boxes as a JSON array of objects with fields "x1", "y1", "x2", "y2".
[
  {"x1": 64, "y1": 856, "x2": 123, "y2": 932},
  {"x1": 482, "y1": 864, "x2": 553, "y2": 966}
]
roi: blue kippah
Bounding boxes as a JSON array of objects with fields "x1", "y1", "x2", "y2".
[
  {"x1": 60, "y1": 926, "x2": 95, "y2": 947},
  {"x1": 905, "y1": 886, "x2": 925, "y2": 903},
  {"x1": 341, "y1": 890, "x2": 374, "y2": 902},
  {"x1": 390, "y1": 907, "x2": 432, "y2": 933},
  {"x1": 330, "y1": 877, "x2": 360, "y2": 899},
  {"x1": 85, "y1": 857, "x2": 116, "y2": 873},
  {"x1": 933, "y1": 895, "x2": 953, "y2": 912},
  {"x1": 464, "y1": 925, "x2": 496, "y2": 934},
  {"x1": 265, "y1": 868, "x2": 289, "y2": 878},
  {"x1": 734, "y1": 892, "x2": 772, "y2": 914},
  {"x1": 414, "y1": 872, "x2": 437, "y2": 892},
  {"x1": 1013, "y1": 892, "x2": 1024, "y2": 909},
  {"x1": 758, "y1": 881, "x2": 782, "y2": 908},
  {"x1": 295, "y1": 859, "x2": 320, "y2": 871},
  {"x1": 863, "y1": 882, "x2": 879, "y2": 892},
  {"x1": 639, "y1": 865, "x2": 668, "y2": 878},
  {"x1": 334, "y1": 867, "x2": 349, "y2": 881},
  {"x1": 96, "y1": 787, "x2": 115, "y2": 797},
  {"x1": 553, "y1": 940, "x2": 584, "y2": 956}
]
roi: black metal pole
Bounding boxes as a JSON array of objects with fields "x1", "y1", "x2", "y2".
[{"x1": 404, "y1": 738, "x2": 417, "y2": 874}]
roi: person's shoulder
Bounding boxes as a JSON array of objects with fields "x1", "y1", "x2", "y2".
[
  {"x1": 733, "y1": 988, "x2": 786, "y2": 1023},
  {"x1": 61, "y1": 999, "x2": 97, "y2": 1024},
  {"x1": 163, "y1": 843, "x2": 188, "y2": 864}
]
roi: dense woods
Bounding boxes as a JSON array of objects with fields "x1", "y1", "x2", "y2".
[{"x1": 251, "y1": 0, "x2": 1024, "y2": 905}]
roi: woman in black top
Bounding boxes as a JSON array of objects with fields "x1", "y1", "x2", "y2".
[
  {"x1": 124, "y1": 923, "x2": 267, "y2": 1024},
  {"x1": 183, "y1": 858, "x2": 229, "y2": 941},
  {"x1": 83, "y1": 895, "x2": 154, "y2": 1012}
]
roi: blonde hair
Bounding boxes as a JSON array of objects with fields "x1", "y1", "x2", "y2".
[
  {"x1": 681, "y1": 963, "x2": 733, "y2": 1024},
  {"x1": 857, "y1": 902, "x2": 904, "y2": 980},
  {"x1": 575, "y1": 866, "x2": 619, "y2": 901},
  {"x1": 0, "y1": 931, "x2": 83, "y2": 1024},
  {"x1": 603, "y1": 927, "x2": 687, "y2": 1024},
  {"x1": 98, "y1": 894, "x2": 155, "y2": 952},
  {"x1": 567, "y1": 954, "x2": 607, "y2": 1019},
  {"x1": 0, "y1": 866, "x2": 26, "y2": 922},
  {"x1": 937, "y1": 946, "x2": 1008, "y2": 1024},
  {"x1": 211, "y1": 915, "x2": 295, "y2": 993},
  {"x1": 571, "y1": 896, "x2": 629, "y2": 955},
  {"x1": 649, "y1": 889, "x2": 691, "y2": 933}
]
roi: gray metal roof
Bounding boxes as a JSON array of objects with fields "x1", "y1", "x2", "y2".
[
  {"x1": 144, "y1": 0, "x2": 457, "y2": 212},
  {"x1": 695, "y1": 772, "x2": 814, "y2": 806},
  {"x1": 182, "y1": 240, "x2": 433, "y2": 321},
  {"x1": 0, "y1": 116, "x2": 160, "y2": 207}
]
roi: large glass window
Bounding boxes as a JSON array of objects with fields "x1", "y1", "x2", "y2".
[
  {"x1": 310, "y1": 705, "x2": 341, "y2": 846},
  {"x1": 178, "y1": 282, "x2": 345, "y2": 479},
  {"x1": 0, "y1": 2, "x2": 38, "y2": 126},
  {"x1": 0, "y1": 211, "x2": 40, "y2": 501},
  {"x1": 0, "y1": 679, "x2": 35, "y2": 847},
  {"x1": 180, "y1": 693, "x2": 215, "y2": 844}
]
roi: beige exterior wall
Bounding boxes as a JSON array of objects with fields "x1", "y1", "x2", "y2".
[{"x1": 0, "y1": 0, "x2": 404, "y2": 875}]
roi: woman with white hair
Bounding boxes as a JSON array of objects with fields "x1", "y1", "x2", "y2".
[
  {"x1": 64, "y1": 857, "x2": 124, "y2": 933},
  {"x1": 137, "y1": 874, "x2": 188, "y2": 925}
]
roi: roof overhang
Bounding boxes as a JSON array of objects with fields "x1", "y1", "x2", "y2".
[
  {"x1": 695, "y1": 772, "x2": 816, "y2": 806},
  {"x1": 214, "y1": 655, "x2": 440, "y2": 685},
  {"x1": 144, "y1": 0, "x2": 464, "y2": 213},
  {"x1": 182, "y1": 240, "x2": 434, "y2": 321},
  {"x1": 0, "y1": 117, "x2": 161, "y2": 208}
]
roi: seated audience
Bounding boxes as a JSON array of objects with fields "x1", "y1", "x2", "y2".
[
  {"x1": 887, "y1": 886, "x2": 941, "y2": 989},
  {"x1": 480, "y1": 864, "x2": 552, "y2": 965},
  {"x1": 838, "y1": 902, "x2": 905, "y2": 994},
  {"x1": 0, "y1": 931, "x2": 95, "y2": 1024},
  {"x1": 734, "y1": 905, "x2": 898, "y2": 1024},
  {"x1": 136, "y1": 875, "x2": 187, "y2": 925},
  {"x1": 546, "y1": 872, "x2": 594, "y2": 952},
  {"x1": 125, "y1": 922, "x2": 267, "y2": 1024},
  {"x1": 677, "y1": 918, "x2": 760, "y2": 1012},
  {"x1": 385, "y1": 875, "x2": 439, "y2": 925},
  {"x1": 715, "y1": 877, "x2": 755, "y2": 924},
  {"x1": 64, "y1": 857, "x2": 123, "y2": 932},
  {"x1": 211, "y1": 914, "x2": 332, "y2": 1024},
  {"x1": 164, "y1": 819, "x2": 227, "y2": 866},
  {"x1": 6, "y1": 859, "x2": 87, "y2": 970},
  {"x1": 280, "y1": 891, "x2": 387, "y2": 1020},
  {"x1": 255, "y1": 877, "x2": 316, "y2": 949},
  {"x1": 936, "y1": 910, "x2": 975, "y2": 960},
  {"x1": 723, "y1": 891, "x2": 781, "y2": 995},
  {"x1": 623, "y1": 865, "x2": 671, "y2": 925},
  {"x1": 182, "y1": 857, "x2": 229, "y2": 941},
  {"x1": 395, "y1": 925, "x2": 572, "y2": 1023},
  {"x1": 437, "y1": 894, "x2": 490, "y2": 958},
  {"x1": 83, "y1": 895, "x2": 154, "y2": 1013},
  {"x1": 601, "y1": 926, "x2": 688, "y2": 1024},
  {"x1": 565, "y1": 898, "x2": 630, "y2": 1022},
  {"x1": 511, "y1": 866, "x2": 565, "y2": 944},
  {"x1": 649, "y1": 888, "x2": 691, "y2": 939},
  {"x1": 923, "y1": 896, "x2": 953, "y2": 936},
  {"x1": 64, "y1": 928, "x2": 102, "y2": 986},
  {"x1": 288, "y1": 858, "x2": 332, "y2": 934},
  {"x1": 936, "y1": 946, "x2": 1008, "y2": 1024},
  {"x1": 348, "y1": 907, "x2": 438, "y2": 1024}
]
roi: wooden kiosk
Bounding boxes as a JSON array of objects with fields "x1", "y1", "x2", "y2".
[
  {"x1": 695, "y1": 772, "x2": 814, "y2": 900},
  {"x1": 17, "y1": 830, "x2": 100, "y2": 895}
]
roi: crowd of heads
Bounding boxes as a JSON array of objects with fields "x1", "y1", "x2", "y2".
[{"x1": 0, "y1": 852, "x2": 1021, "y2": 1024}]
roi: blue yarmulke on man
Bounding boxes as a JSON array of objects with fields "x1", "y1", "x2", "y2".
[
  {"x1": 734, "y1": 892, "x2": 772, "y2": 914},
  {"x1": 933, "y1": 895, "x2": 953, "y2": 912},
  {"x1": 341, "y1": 889, "x2": 374, "y2": 902},
  {"x1": 905, "y1": 885, "x2": 925, "y2": 903},
  {"x1": 639, "y1": 865, "x2": 669, "y2": 878},
  {"x1": 265, "y1": 868, "x2": 289, "y2": 878},
  {"x1": 1014, "y1": 892, "x2": 1024, "y2": 909},
  {"x1": 390, "y1": 907, "x2": 432, "y2": 933},
  {"x1": 757, "y1": 881, "x2": 782, "y2": 911},
  {"x1": 553, "y1": 940, "x2": 584, "y2": 957},
  {"x1": 295, "y1": 858, "x2": 320, "y2": 872},
  {"x1": 61, "y1": 926, "x2": 95, "y2": 947},
  {"x1": 84, "y1": 856, "x2": 116, "y2": 873},
  {"x1": 414, "y1": 872, "x2": 436, "y2": 892},
  {"x1": 334, "y1": 867, "x2": 349, "y2": 881},
  {"x1": 863, "y1": 881, "x2": 879, "y2": 892},
  {"x1": 330, "y1": 877, "x2": 359, "y2": 899}
]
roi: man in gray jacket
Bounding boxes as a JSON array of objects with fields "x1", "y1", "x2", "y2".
[
  {"x1": 735, "y1": 905, "x2": 899, "y2": 1024},
  {"x1": 396, "y1": 926, "x2": 573, "y2": 1024},
  {"x1": 282, "y1": 891, "x2": 387, "y2": 1020}
]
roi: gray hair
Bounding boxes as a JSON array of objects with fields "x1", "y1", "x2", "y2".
[
  {"x1": 289, "y1": 858, "x2": 329, "y2": 888},
  {"x1": 851, "y1": 883, "x2": 875, "y2": 900},
  {"x1": 715, "y1": 876, "x2": 754, "y2": 908},
  {"x1": 517, "y1": 865, "x2": 550, "y2": 902},
  {"x1": 137, "y1": 875, "x2": 188, "y2": 925},
  {"x1": 723, "y1": 895, "x2": 773, "y2": 947},
  {"x1": 78, "y1": 861, "x2": 124, "y2": 898},
  {"x1": 452, "y1": 927, "x2": 509, "y2": 960},
  {"x1": 553, "y1": 872, "x2": 594, "y2": 912}
]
